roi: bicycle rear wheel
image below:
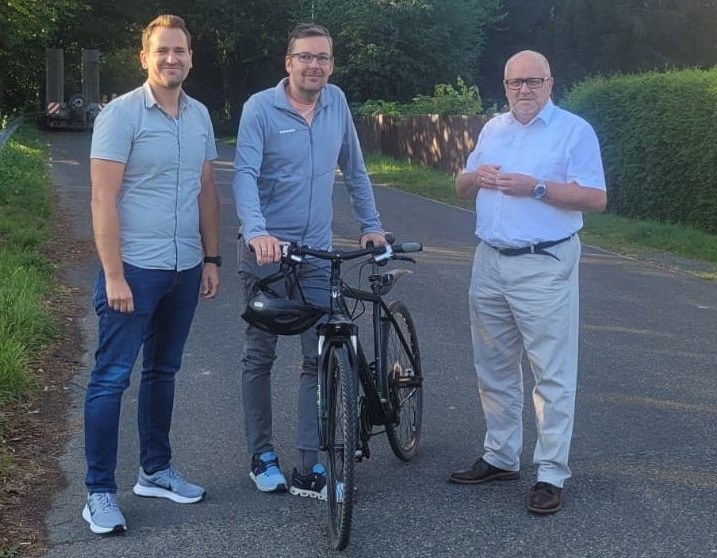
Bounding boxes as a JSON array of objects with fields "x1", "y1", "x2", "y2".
[
  {"x1": 382, "y1": 300, "x2": 423, "y2": 461},
  {"x1": 324, "y1": 343, "x2": 357, "y2": 550}
]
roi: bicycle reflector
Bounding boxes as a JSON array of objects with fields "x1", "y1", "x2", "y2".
[{"x1": 241, "y1": 292, "x2": 325, "y2": 335}]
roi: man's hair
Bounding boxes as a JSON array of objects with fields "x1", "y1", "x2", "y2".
[
  {"x1": 142, "y1": 14, "x2": 192, "y2": 51},
  {"x1": 286, "y1": 23, "x2": 333, "y2": 55},
  {"x1": 504, "y1": 50, "x2": 551, "y2": 79}
]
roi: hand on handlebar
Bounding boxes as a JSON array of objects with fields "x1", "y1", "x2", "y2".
[
  {"x1": 360, "y1": 232, "x2": 387, "y2": 248},
  {"x1": 249, "y1": 235, "x2": 283, "y2": 266}
]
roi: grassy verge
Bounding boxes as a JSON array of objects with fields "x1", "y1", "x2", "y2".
[
  {"x1": 363, "y1": 152, "x2": 717, "y2": 279},
  {"x1": 0, "y1": 127, "x2": 56, "y2": 407}
]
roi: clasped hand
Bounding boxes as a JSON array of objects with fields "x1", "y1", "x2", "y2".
[{"x1": 475, "y1": 165, "x2": 536, "y2": 197}]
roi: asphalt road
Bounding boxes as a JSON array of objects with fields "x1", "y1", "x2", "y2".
[{"x1": 42, "y1": 131, "x2": 717, "y2": 557}]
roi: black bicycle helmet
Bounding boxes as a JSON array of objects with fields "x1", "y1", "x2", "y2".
[{"x1": 241, "y1": 292, "x2": 325, "y2": 336}]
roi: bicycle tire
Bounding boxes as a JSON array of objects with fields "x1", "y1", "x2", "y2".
[
  {"x1": 382, "y1": 300, "x2": 423, "y2": 461},
  {"x1": 324, "y1": 343, "x2": 358, "y2": 550}
]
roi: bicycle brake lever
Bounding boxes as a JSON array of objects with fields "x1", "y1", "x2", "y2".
[
  {"x1": 373, "y1": 244, "x2": 394, "y2": 263},
  {"x1": 393, "y1": 255, "x2": 416, "y2": 263}
]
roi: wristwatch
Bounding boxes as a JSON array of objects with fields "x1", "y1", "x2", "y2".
[
  {"x1": 203, "y1": 256, "x2": 222, "y2": 267},
  {"x1": 533, "y1": 180, "x2": 547, "y2": 200}
]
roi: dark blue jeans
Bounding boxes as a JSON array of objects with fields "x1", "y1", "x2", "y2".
[{"x1": 84, "y1": 263, "x2": 201, "y2": 493}]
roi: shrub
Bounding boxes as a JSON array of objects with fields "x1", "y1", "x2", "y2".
[
  {"x1": 562, "y1": 69, "x2": 717, "y2": 234},
  {"x1": 356, "y1": 76, "x2": 482, "y2": 117}
]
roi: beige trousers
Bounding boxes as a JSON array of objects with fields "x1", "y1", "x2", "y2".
[{"x1": 468, "y1": 235, "x2": 581, "y2": 487}]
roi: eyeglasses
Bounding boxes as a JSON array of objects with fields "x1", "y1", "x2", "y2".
[
  {"x1": 289, "y1": 52, "x2": 333, "y2": 66},
  {"x1": 504, "y1": 77, "x2": 551, "y2": 90}
]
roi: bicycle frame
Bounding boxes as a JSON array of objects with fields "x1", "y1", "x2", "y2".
[
  {"x1": 343, "y1": 268, "x2": 419, "y2": 427},
  {"x1": 315, "y1": 247, "x2": 418, "y2": 450}
]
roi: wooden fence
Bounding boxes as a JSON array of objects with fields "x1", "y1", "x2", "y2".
[{"x1": 355, "y1": 114, "x2": 490, "y2": 174}]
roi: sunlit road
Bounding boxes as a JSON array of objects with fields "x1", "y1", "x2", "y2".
[{"x1": 42, "y1": 131, "x2": 717, "y2": 557}]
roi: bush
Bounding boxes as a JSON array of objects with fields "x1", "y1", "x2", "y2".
[
  {"x1": 562, "y1": 69, "x2": 717, "y2": 234},
  {"x1": 356, "y1": 77, "x2": 482, "y2": 117}
]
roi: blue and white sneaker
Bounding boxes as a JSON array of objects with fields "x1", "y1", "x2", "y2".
[
  {"x1": 82, "y1": 492, "x2": 127, "y2": 534},
  {"x1": 132, "y1": 465, "x2": 205, "y2": 504},
  {"x1": 289, "y1": 463, "x2": 344, "y2": 502},
  {"x1": 250, "y1": 451, "x2": 288, "y2": 492}
]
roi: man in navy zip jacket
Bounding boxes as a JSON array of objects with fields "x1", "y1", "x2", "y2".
[{"x1": 232, "y1": 22, "x2": 385, "y2": 500}]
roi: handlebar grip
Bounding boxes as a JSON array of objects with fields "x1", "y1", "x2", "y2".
[{"x1": 393, "y1": 242, "x2": 423, "y2": 253}]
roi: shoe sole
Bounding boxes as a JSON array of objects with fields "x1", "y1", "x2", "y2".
[
  {"x1": 82, "y1": 504, "x2": 126, "y2": 535},
  {"x1": 527, "y1": 501, "x2": 563, "y2": 514},
  {"x1": 132, "y1": 483, "x2": 205, "y2": 504},
  {"x1": 527, "y1": 496, "x2": 563, "y2": 514},
  {"x1": 289, "y1": 486, "x2": 327, "y2": 501},
  {"x1": 449, "y1": 471, "x2": 520, "y2": 485},
  {"x1": 249, "y1": 472, "x2": 288, "y2": 493}
]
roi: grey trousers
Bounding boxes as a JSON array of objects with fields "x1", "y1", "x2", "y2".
[
  {"x1": 238, "y1": 243, "x2": 329, "y2": 469},
  {"x1": 469, "y1": 235, "x2": 581, "y2": 487}
]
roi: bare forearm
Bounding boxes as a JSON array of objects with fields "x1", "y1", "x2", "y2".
[
  {"x1": 90, "y1": 159, "x2": 126, "y2": 279},
  {"x1": 198, "y1": 163, "x2": 220, "y2": 256},
  {"x1": 91, "y1": 200, "x2": 124, "y2": 278},
  {"x1": 455, "y1": 170, "x2": 480, "y2": 199},
  {"x1": 543, "y1": 180, "x2": 607, "y2": 212}
]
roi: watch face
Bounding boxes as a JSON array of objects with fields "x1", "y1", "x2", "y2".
[{"x1": 534, "y1": 182, "x2": 547, "y2": 199}]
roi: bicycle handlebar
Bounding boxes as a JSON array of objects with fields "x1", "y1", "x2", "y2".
[{"x1": 281, "y1": 240, "x2": 422, "y2": 264}]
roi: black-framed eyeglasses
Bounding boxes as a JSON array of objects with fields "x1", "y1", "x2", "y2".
[
  {"x1": 289, "y1": 52, "x2": 333, "y2": 66},
  {"x1": 504, "y1": 77, "x2": 551, "y2": 90}
]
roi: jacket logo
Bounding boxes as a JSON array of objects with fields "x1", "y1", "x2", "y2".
[{"x1": 279, "y1": 128, "x2": 296, "y2": 134}]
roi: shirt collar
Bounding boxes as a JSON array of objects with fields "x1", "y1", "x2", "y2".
[
  {"x1": 142, "y1": 81, "x2": 188, "y2": 113},
  {"x1": 274, "y1": 77, "x2": 328, "y2": 110},
  {"x1": 509, "y1": 98, "x2": 555, "y2": 127}
]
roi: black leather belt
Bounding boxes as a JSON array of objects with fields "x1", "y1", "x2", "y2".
[{"x1": 492, "y1": 235, "x2": 573, "y2": 261}]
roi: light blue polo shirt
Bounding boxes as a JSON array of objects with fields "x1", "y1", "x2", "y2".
[
  {"x1": 464, "y1": 99, "x2": 606, "y2": 248},
  {"x1": 91, "y1": 81, "x2": 218, "y2": 270}
]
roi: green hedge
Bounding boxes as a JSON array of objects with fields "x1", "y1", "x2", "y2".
[{"x1": 562, "y1": 69, "x2": 717, "y2": 234}]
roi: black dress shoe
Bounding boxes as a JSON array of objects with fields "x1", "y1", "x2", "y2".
[
  {"x1": 449, "y1": 458, "x2": 520, "y2": 485},
  {"x1": 527, "y1": 482, "x2": 563, "y2": 514}
]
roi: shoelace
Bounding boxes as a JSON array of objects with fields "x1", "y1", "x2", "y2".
[
  {"x1": 163, "y1": 466, "x2": 187, "y2": 486},
  {"x1": 257, "y1": 456, "x2": 280, "y2": 475},
  {"x1": 94, "y1": 493, "x2": 120, "y2": 513}
]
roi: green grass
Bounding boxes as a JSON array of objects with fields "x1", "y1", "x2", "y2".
[
  {"x1": 0, "y1": 126, "x2": 56, "y2": 405},
  {"x1": 363, "y1": 152, "x2": 473, "y2": 210},
  {"x1": 363, "y1": 152, "x2": 717, "y2": 278}
]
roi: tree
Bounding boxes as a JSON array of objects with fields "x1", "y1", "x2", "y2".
[
  {"x1": 0, "y1": 0, "x2": 85, "y2": 116},
  {"x1": 295, "y1": 0, "x2": 504, "y2": 103},
  {"x1": 480, "y1": 0, "x2": 717, "y2": 105}
]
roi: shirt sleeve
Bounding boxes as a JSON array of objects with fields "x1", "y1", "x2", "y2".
[
  {"x1": 204, "y1": 107, "x2": 219, "y2": 162},
  {"x1": 232, "y1": 96, "x2": 268, "y2": 242},
  {"x1": 90, "y1": 102, "x2": 133, "y2": 163},
  {"x1": 567, "y1": 120, "x2": 606, "y2": 190}
]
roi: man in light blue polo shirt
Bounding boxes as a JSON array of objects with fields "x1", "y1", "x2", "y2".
[
  {"x1": 449, "y1": 50, "x2": 607, "y2": 514},
  {"x1": 83, "y1": 14, "x2": 220, "y2": 534}
]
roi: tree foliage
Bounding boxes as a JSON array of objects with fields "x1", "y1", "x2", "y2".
[
  {"x1": 302, "y1": 0, "x2": 503, "y2": 102},
  {"x1": 479, "y1": 0, "x2": 717, "y2": 104},
  {"x1": 0, "y1": 0, "x2": 84, "y2": 115},
  {"x1": 2, "y1": 0, "x2": 717, "y2": 128}
]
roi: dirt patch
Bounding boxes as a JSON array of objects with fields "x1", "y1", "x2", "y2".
[{"x1": 0, "y1": 207, "x2": 92, "y2": 557}]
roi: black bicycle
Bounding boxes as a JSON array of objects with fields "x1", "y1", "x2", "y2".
[{"x1": 242, "y1": 234, "x2": 423, "y2": 550}]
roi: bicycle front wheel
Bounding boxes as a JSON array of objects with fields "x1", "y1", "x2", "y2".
[
  {"x1": 324, "y1": 343, "x2": 357, "y2": 551},
  {"x1": 382, "y1": 300, "x2": 423, "y2": 461}
]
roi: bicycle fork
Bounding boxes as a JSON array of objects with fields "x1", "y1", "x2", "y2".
[{"x1": 316, "y1": 322, "x2": 358, "y2": 452}]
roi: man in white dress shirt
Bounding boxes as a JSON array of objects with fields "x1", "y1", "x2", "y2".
[{"x1": 449, "y1": 50, "x2": 607, "y2": 514}]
